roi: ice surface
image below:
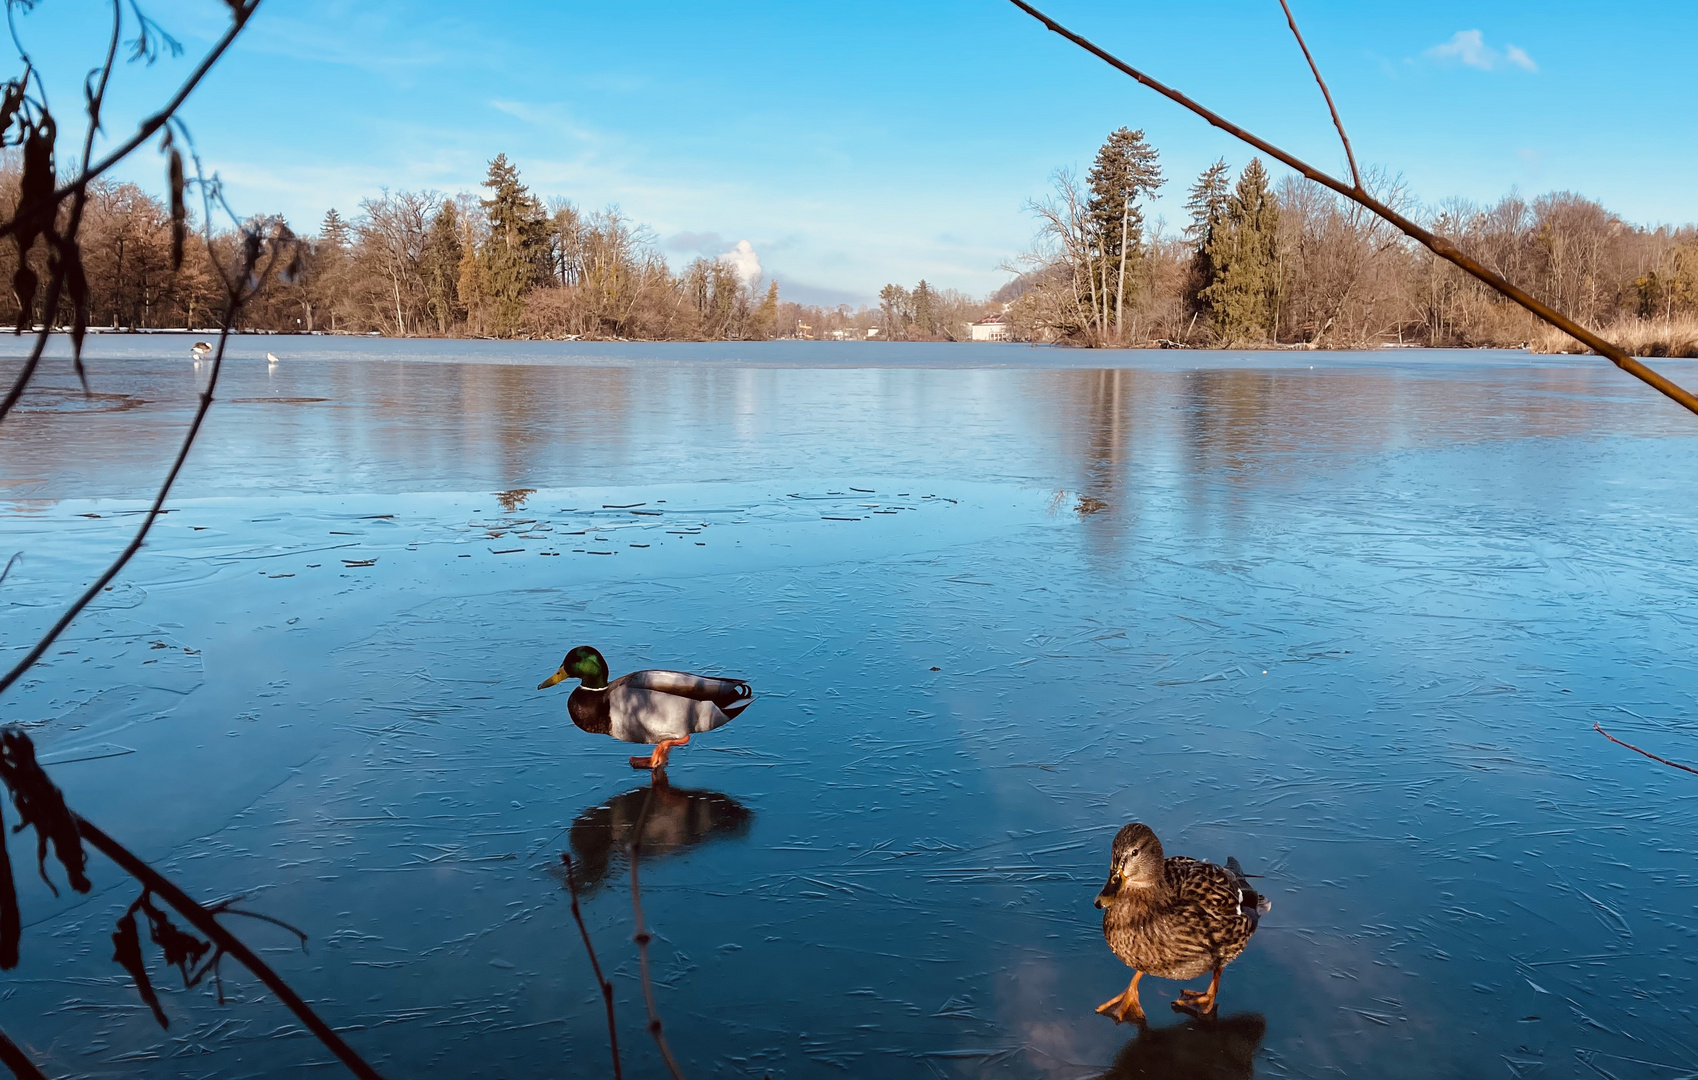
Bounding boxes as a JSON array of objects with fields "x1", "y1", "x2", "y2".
[{"x1": 0, "y1": 339, "x2": 1695, "y2": 1078}]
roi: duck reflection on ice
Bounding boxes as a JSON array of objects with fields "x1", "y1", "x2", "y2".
[
  {"x1": 560, "y1": 776, "x2": 753, "y2": 895},
  {"x1": 1099, "y1": 1013, "x2": 1266, "y2": 1080}
]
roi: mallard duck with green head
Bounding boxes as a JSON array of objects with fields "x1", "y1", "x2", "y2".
[
  {"x1": 1094, "y1": 822, "x2": 1269, "y2": 1023},
  {"x1": 537, "y1": 645, "x2": 753, "y2": 770}
]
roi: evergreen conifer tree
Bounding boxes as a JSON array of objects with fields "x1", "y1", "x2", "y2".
[
  {"x1": 1184, "y1": 160, "x2": 1232, "y2": 248},
  {"x1": 419, "y1": 202, "x2": 463, "y2": 335},
  {"x1": 474, "y1": 154, "x2": 549, "y2": 336},
  {"x1": 1199, "y1": 157, "x2": 1281, "y2": 343},
  {"x1": 311, "y1": 209, "x2": 352, "y2": 332},
  {"x1": 752, "y1": 279, "x2": 779, "y2": 339},
  {"x1": 457, "y1": 222, "x2": 485, "y2": 337},
  {"x1": 1086, "y1": 128, "x2": 1163, "y2": 340},
  {"x1": 1182, "y1": 159, "x2": 1233, "y2": 331},
  {"x1": 320, "y1": 208, "x2": 351, "y2": 251},
  {"x1": 911, "y1": 280, "x2": 936, "y2": 337}
]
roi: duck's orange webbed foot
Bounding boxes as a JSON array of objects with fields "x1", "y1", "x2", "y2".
[
  {"x1": 629, "y1": 734, "x2": 690, "y2": 771},
  {"x1": 1172, "y1": 966, "x2": 1222, "y2": 1018},
  {"x1": 1095, "y1": 971, "x2": 1146, "y2": 1024}
]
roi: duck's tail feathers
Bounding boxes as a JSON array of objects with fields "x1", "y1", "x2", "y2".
[
  {"x1": 1226, "y1": 856, "x2": 1272, "y2": 923},
  {"x1": 720, "y1": 680, "x2": 754, "y2": 718}
]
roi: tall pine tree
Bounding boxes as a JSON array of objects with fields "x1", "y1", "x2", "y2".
[
  {"x1": 419, "y1": 202, "x2": 463, "y2": 335},
  {"x1": 311, "y1": 209, "x2": 352, "y2": 333},
  {"x1": 473, "y1": 154, "x2": 549, "y2": 336},
  {"x1": 1199, "y1": 157, "x2": 1281, "y2": 343},
  {"x1": 752, "y1": 279, "x2": 779, "y2": 339},
  {"x1": 1182, "y1": 159, "x2": 1232, "y2": 329},
  {"x1": 911, "y1": 279, "x2": 937, "y2": 338},
  {"x1": 1086, "y1": 128, "x2": 1163, "y2": 340}
]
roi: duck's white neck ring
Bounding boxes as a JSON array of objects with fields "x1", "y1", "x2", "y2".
[{"x1": 578, "y1": 683, "x2": 609, "y2": 692}]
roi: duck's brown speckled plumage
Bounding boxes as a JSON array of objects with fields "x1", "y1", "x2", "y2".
[
  {"x1": 1094, "y1": 823, "x2": 1268, "y2": 1021},
  {"x1": 1102, "y1": 853, "x2": 1260, "y2": 980}
]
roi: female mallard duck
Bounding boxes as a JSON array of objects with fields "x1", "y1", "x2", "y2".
[
  {"x1": 1094, "y1": 822, "x2": 1269, "y2": 1023},
  {"x1": 537, "y1": 645, "x2": 753, "y2": 770}
]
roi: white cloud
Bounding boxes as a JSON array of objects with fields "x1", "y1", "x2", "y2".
[
  {"x1": 487, "y1": 101, "x2": 601, "y2": 143},
  {"x1": 720, "y1": 240, "x2": 762, "y2": 284},
  {"x1": 1425, "y1": 30, "x2": 1537, "y2": 72},
  {"x1": 1503, "y1": 45, "x2": 1538, "y2": 72},
  {"x1": 1430, "y1": 29, "x2": 1490, "y2": 68}
]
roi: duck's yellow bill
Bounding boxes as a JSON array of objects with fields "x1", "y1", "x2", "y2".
[{"x1": 537, "y1": 666, "x2": 569, "y2": 690}]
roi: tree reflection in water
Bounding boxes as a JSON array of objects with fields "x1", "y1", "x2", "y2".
[
  {"x1": 561, "y1": 776, "x2": 754, "y2": 896},
  {"x1": 1099, "y1": 1013, "x2": 1266, "y2": 1080}
]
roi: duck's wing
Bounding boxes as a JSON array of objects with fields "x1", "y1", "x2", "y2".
[
  {"x1": 1169, "y1": 857, "x2": 1265, "y2": 954},
  {"x1": 624, "y1": 670, "x2": 754, "y2": 718},
  {"x1": 1226, "y1": 856, "x2": 1272, "y2": 920},
  {"x1": 605, "y1": 679, "x2": 735, "y2": 744}
]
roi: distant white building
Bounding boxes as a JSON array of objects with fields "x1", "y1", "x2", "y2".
[{"x1": 968, "y1": 313, "x2": 1011, "y2": 342}]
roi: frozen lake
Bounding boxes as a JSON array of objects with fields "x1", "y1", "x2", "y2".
[{"x1": 1, "y1": 337, "x2": 1696, "y2": 1078}]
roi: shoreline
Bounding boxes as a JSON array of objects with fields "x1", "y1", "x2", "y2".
[{"x1": 31, "y1": 326, "x2": 1692, "y2": 359}]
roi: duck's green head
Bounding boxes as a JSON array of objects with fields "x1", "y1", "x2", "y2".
[
  {"x1": 1094, "y1": 822, "x2": 1164, "y2": 909},
  {"x1": 537, "y1": 645, "x2": 610, "y2": 691}
]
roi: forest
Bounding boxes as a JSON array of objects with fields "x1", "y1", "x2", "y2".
[
  {"x1": 1002, "y1": 128, "x2": 1698, "y2": 355},
  {"x1": 1, "y1": 140, "x2": 1694, "y2": 353}
]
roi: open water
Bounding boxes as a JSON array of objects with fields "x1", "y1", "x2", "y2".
[{"x1": 0, "y1": 337, "x2": 1696, "y2": 1079}]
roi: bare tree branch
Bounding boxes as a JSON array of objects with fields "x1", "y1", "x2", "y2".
[
  {"x1": 0, "y1": 10, "x2": 382, "y2": 1077},
  {"x1": 22, "y1": 1, "x2": 257, "y2": 233},
  {"x1": 73, "y1": 814, "x2": 382, "y2": 1078},
  {"x1": 0, "y1": 1024, "x2": 44, "y2": 1080},
  {"x1": 0, "y1": 301, "x2": 232, "y2": 696},
  {"x1": 562, "y1": 853, "x2": 622, "y2": 1080},
  {"x1": 1593, "y1": 722, "x2": 1698, "y2": 776},
  {"x1": 629, "y1": 783, "x2": 685, "y2": 1080},
  {"x1": 1006, "y1": 0, "x2": 1698, "y2": 418},
  {"x1": 0, "y1": 283, "x2": 58, "y2": 422},
  {"x1": 1276, "y1": 0, "x2": 1359, "y2": 191},
  {"x1": 0, "y1": 1, "x2": 261, "y2": 424}
]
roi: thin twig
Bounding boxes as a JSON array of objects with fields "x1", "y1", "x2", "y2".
[
  {"x1": 0, "y1": 301, "x2": 231, "y2": 696},
  {"x1": 1006, "y1": 0, "x2": 1698, "y2": 418},
  {"x1": 562, "y1": 853, "x2": 622, "y2": 1080},
  {"x1": 74, "y1": 815, "x2": 381, "y2": 1079},
  {"x1": 0, "y1": 189, "x2": 294, "y2": 698},
  {"x1": 0, "y1": 2, "x2": 257, "y2": 249},
  {"x1": 0, "y1": 251, "x2": 68, "y2": 425},
  {"x1": 1275, "y1": 0, "x2": 1359, "y2": 191},
  {"x1": 0, "y1": 2, "x2": 250, "y2": 423},
  {"x1": 1593, "y1": 722, "x2": 1698, "y2": 776},
  {"x1": 629, "y1": 782, "x2": 685, "y2": 1080},
  {"x1": 59, "y1": 0, "x2": 126, "y2": 393},
  {"x1": 0, "y1": 1023, "x2": 44, "y2": 1080},
  {"x1": 210, "y1": 902, "x2": 310, "y2": 947}
]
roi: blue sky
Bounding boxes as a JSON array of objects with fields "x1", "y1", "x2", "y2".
[{"x1": 19, "y1": 0, "x2": 1698, "y2": 304}]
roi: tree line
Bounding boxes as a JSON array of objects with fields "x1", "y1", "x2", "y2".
[
  {"x1": 0, "y1": 153, "x2": 893, "y2": 342},
  {"x1": 1005, "y1": 127, "x2": 1698, "y2": 355},
  {"x1": 1, "y1": 142, "x2": 1693, "y2": 352}
]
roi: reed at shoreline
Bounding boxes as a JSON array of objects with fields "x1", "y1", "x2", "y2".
[{"x1": 1528, "y1": 315, "x2": 1698, "y2": 359}]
